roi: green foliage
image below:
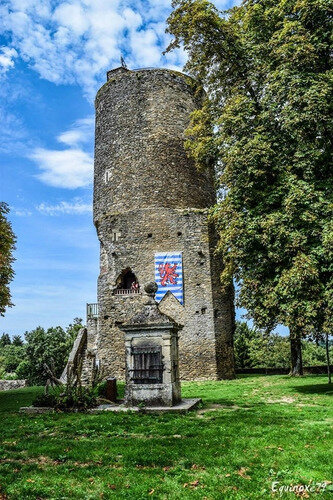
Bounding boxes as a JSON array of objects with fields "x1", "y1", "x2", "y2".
[
  {"x1": 166, "y1": 0, "x2": 333, "y2": 343},
  {"x1": 302, "y1": 340, "x2": 331, "y2": 367},
  {"x1": 33, "y1": 392, "x2": 58, "y2": 408},
  {"x1": 0, "y1": 319, "x2": 82, "y2": 383},
  {"x1": 12, "y1": 335, "x2": 23, "y2": 346},
  {"x1": 55, "y1": 386, "x2": 98, "y2": 411},
  {"x1": 234, "y1": 321, "x2": 333, "y2": 369},
  {"x1": 234, "y1": 321, "x2": 257, "y2": 369},
  {"x1": 0, "y1": 344, "x2": 26, "y2": 373},
  {"x1": 0, "y1": 370, "x2": 18, "y2": 380},
  {"x1": 0, "y1": 333, "x2": 11, "y2": 347},
  {"x1": 15, "y1": 359, "x2": 31, "y2": 379},
  {"x1": 33, "y1": 385, "x2": 98, "y2": 411},
  {"x1": 0, "y1": 202, "x2": 16, "y2": 316},
  {"x1": 24, "y1": 319, "x2": 83, "y2": 385},
  {"x1": 96, "y1": 380, "x2": 107, "y2": 398},
  {"x1": 24, "y1": 326, "x2": 66, "y2": 384},
  {"x1": 248, "y1": 333, "x2": 292, "y2": 370}
]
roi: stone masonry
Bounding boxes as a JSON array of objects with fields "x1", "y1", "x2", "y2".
[
  {"x1": 0, "y1": 380, "x2": 28, "y2": 391},
  {"x1": 88, "y1": 67, "x2": 235, "y2": 381}
]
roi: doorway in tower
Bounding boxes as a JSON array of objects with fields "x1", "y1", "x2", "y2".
[{"x1": 113, "y1": 268, "x2": 140, "y2": 295}]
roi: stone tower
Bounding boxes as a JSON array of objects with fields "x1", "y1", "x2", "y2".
[{"x1": 91, "y1": 67, "x2": 235, "y2": 381}]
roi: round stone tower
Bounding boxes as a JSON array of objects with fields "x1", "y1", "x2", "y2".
[
  {"x1": 94, "y1": 67, "x2": 215, "y2": 219},
  {"x1": 92, "y1": 67, "x2": 235, "y2": 380}
]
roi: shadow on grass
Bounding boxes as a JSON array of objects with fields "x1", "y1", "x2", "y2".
[
  {"x1": 292, "y1": 383, "x2": 333, "y2": 395},
  {"x1": 0, "y1": 386, "x2": 43, "y2": 413}
]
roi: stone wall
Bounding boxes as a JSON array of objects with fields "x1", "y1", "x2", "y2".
[
  {"x1": 96, "y1": 207, "x2": 235, "y2": 380},
  {"x1": 0, "y1": 380, "x2": 28, "y2": 391},
  {"x1": 94, "y1": 67, "x2": 216, "y2": 223},
  {"x1": 93, "y1": 67, "x2": 235, "y2": 381}
]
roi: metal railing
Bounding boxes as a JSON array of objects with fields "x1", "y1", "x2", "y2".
[
  {"x1": 86, "y1": 303, "x2": 98, "y2": 319},
  {"x1": 113, "y1": 288, "x2": 141, "y2": 296}
]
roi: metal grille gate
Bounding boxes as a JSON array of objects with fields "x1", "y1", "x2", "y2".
[{"x1": 130, "y1": 346, "x2": 163, "y2": 384}]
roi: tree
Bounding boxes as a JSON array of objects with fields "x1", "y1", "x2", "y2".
[
  {"x1": 325, "y1": 333, "x2": 331, "y2": 384},
  {"x1": 234, "y1": 321, "x2": 291, "y2": 369},
  {"x1": 234, "y1": 321, "x2": 332, "y2": 370},
  {"x1": 25, "y1": 326, "x2": 68, "y2": 385},
  {"x1": 0, "y1": 333, "x2": 11, "y2": 347},
  {"x1": 0, "y1": 202, "x2": 16, "y2": 316},
  {"x1": 66, "y1": 318, "x2": 83, "y2": 344},
  {"x1": 24, "y1": 319, "x2": 82, "y2": 385},
  {"x1": 0, "y1": 344, "x2": 26, "y2": 373},
  {"x1": 12, "y1": 335, "x2": 23, "y2": 346},
  {"x1": 166, "y1": 0, "x2": 332, "y2": 375},
  {"x1": 16, "y1": 360, "x2": 31, "y2": 380},
  {"x1": 234, "y1": 321, "x2": 257, "y2": 369}
]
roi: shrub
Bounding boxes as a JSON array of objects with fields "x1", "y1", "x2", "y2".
[
  {"x1": 96, "y1": 381, "x2": 107, "y2": 398},
  {"x1": 55, "y1": 386, "x2": 98, "y2": 411},
  {"x1": 33, "y1": 385, "x2": 99, "y2": 411},
  {"x1": 33, "y1": 393, "x2": 58, "y2": 407}
]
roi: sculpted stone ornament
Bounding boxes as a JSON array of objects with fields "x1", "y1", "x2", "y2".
[{"x1": 144, "y1": 282, "x2": 158, "y2": 303}]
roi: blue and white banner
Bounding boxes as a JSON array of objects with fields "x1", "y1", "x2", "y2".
[{"x1": 154, "y1": 252, "x2": 183, "y2": 305}]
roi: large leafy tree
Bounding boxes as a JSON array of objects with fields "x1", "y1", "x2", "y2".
[
  {"x1": 24, "y1": 319, "x2": 83, "y2": 385},
  {"x1": 166, "y1": 0, "x2": 332, "y2": 375},
  {"x1": 0, "y1": 203, "x2": 16, "y2": 316}
]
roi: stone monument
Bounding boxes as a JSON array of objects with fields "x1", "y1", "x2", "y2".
[{"x1": 122, "y1": 282, "x2": 182, "y2": 407}]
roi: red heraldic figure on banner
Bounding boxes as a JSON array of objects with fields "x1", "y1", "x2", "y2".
[
  {"x1": 158, "y1": 263, "x2": 179, "y2": 286},
  {"x1": 155, "y1": 253, "x2": 183, "y2": 305}
]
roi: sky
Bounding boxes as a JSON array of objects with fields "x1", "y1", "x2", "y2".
[{"x1": 0, "y1": 0, "x2": 288, "y2": 338}]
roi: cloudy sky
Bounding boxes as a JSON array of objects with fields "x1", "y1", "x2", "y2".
[{"x1": 1, "y1": 0, "x2": 278, "y2": 338}]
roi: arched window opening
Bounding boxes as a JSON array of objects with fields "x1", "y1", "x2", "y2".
[{"x1": 114, "y1": 268, "x2": 140, "y2": 295}]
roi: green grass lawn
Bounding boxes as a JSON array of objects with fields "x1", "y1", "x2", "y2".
[{"x1": 0, "y1": 375, "x2": 332, "y2": 499}]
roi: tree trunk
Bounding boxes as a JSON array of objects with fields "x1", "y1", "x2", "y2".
[
  {"x1": 289, "y1": 332, "x2": 303, "y2": 376},
  {"x1": 325, "y1": 333, "x2": 331, "y2": 384}
]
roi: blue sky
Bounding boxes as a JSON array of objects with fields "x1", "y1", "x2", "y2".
[{"x1": 0, "y1": 0, "x2": 288, "y2": 338}]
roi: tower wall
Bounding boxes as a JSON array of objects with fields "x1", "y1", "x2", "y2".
[
  {"x1": 94, "y1": 68, "x2": 215, "y2": 221},
  {"x1": 94, "y1": 68, "x2": 235, "y2": 380}
]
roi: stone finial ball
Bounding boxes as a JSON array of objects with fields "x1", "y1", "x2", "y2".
[{"x1": 144, "y1": 282, "x2": 158, "y2": 295}]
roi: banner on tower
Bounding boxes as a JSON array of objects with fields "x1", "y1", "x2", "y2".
[{"x1": 154, "y1": 252, "x2": 183, "y2": 305}]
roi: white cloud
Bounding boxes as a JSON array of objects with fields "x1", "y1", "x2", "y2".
[
  {"x1": 30, "y1": 116, "x2": 94, "y2": 188},
  {"x1": 36, "y1": 198, "x2": 92, "y2": 215},
  {"x1": 0, "y1": 46, "x2": 18, "y2": 74},
  {"x1": 57, "y1": 116, "x2": 94, "y2": 147},
  {"x1": 0, "y1": 0, "x2": 188, "y2": 97},
  {"x1": 31, "y1": 147, "x2": 93, "y2": 188},
  {"x1": 0, "y1": 0, "x2": 242, "y2": 96},
  {"x1": 12, "y1": 207, "x2": 32, "y2": 216}
]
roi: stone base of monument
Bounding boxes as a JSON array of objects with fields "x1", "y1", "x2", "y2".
[
  {"x1": 20, "y1": 406, "x2": 55, "y2": 414},
  {"x1": 89, "y1": 398, "x2": 202, "y2": 414},
  {"x1": 19, "y1": 398, "x2": 202, "y2": 414}
]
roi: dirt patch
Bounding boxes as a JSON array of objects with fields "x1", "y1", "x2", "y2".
[
  {"x1": 265, "y1": 396, "x2": 295, "y2": 404},
  {"x1": 0, "y1": 457, "x2": 117, "y2": 468},
  {"x1": 0, "y1": 456, "x2": 59, "y2": 466},
  {"x1": 197, "y1": 403, "x2": 251, "y2": 416}
]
